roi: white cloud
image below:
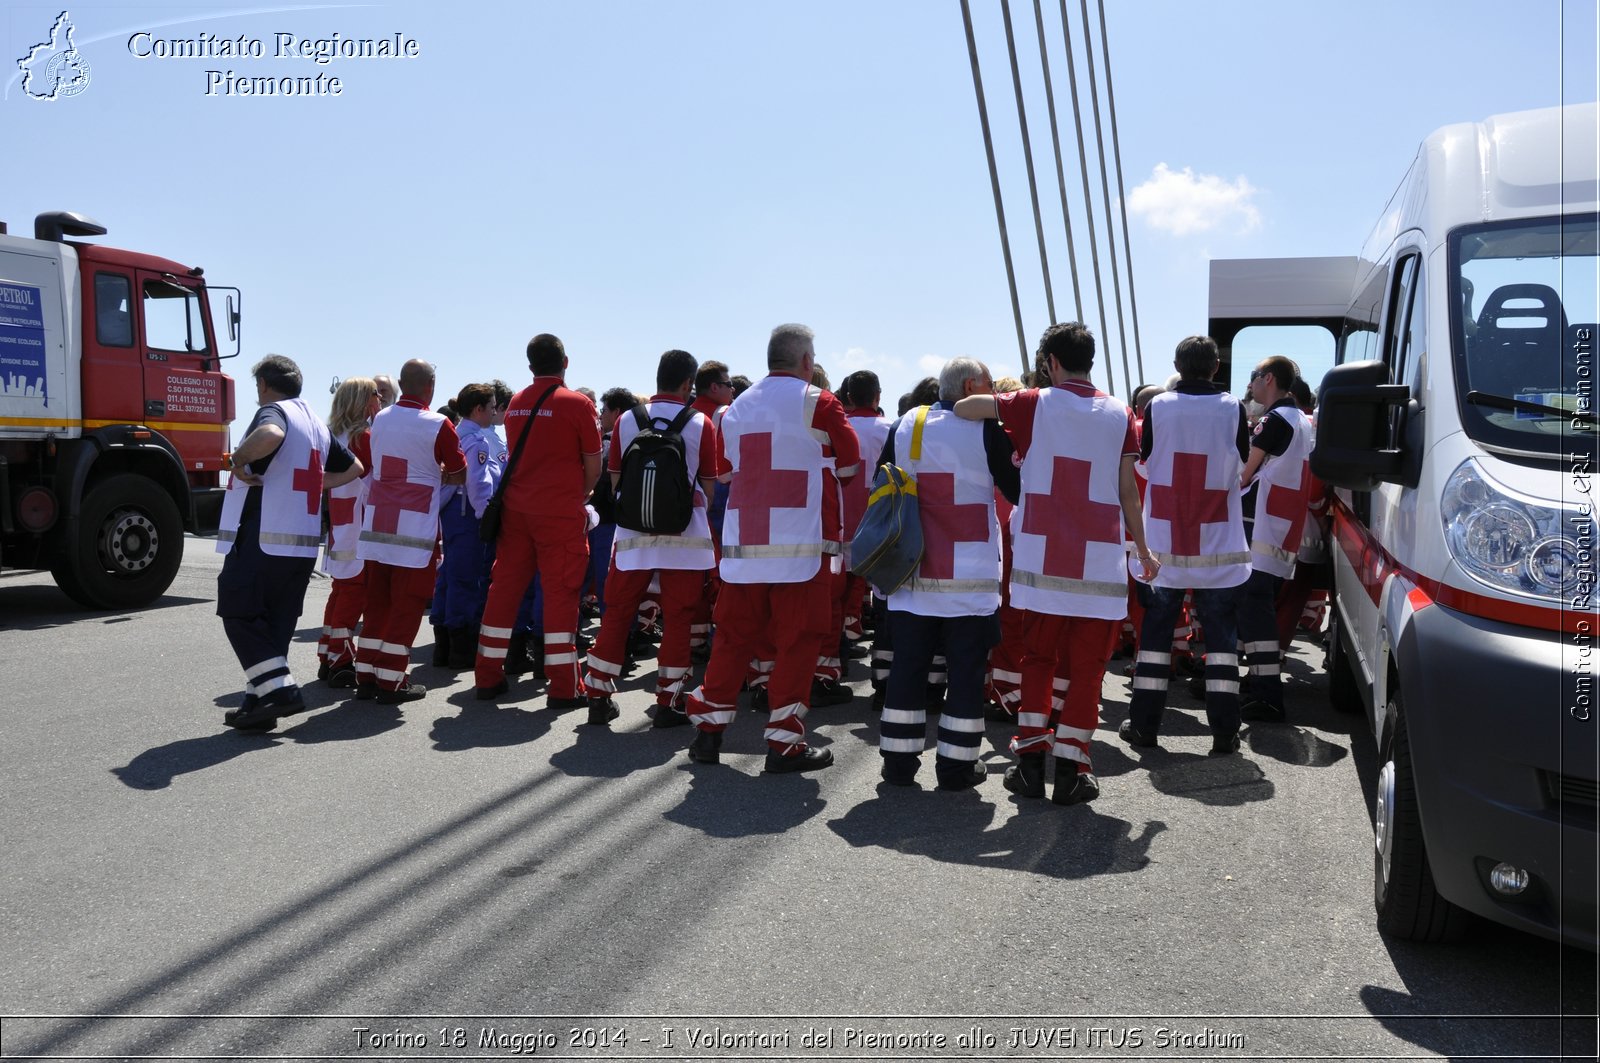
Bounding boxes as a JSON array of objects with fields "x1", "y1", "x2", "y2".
[
  {"x1": 1127, "y1": 163, "x2": 1261, "y2": 236},
  {"x1": 917, "y1": 354, "x2": 945, "y2": 377}
]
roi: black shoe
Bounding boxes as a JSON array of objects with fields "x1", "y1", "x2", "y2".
[
  {"x1": 446, "y1": 627, "x2": 476, "y2": 671},
  {"x1": 430, "y1": 625, "x2": 451, "y2": 667},
  {"x1": 687, "y1": 729, "x2": 722, "y2": 764},
  {"x1": 376, "y1": 681, "x2": 426, "y2": 705},
  {"x1": 1239, "y1": 700, "x2": 1285, "y2": 723},
  {"x1": 354, "y1": 682, "x2": 377, "y2": 701},
  {"x1": 504, "y1": 632, "x2": 538, "y2": 676},
  {"x1": 1003, "y1": 753, "x2": 1046, "y2": 798},
  {"x1": 261, "y1": 689, "x2": 311, "y2": 720},
  {"x1": 764, "y1": 746, "x2": 833, "y2": 774},
  {"x1": 475, "y1": 677, "x2": 509, "y2": 701},
  {"x1": 586, "y1": 696, "x2": 620, "y2": 726},
  {"x1": 810, "y1": 678, "x2": 854, "y2": 707},
  {"x1": 880, "y1": 753, "x2": 919, "y2": 786},
  {"x1": 316, "y1": 660, "x2": 331, "y2": 681},
  {"x1": 1118, "y1": 719, "x2": 1160, "y2": 748},
  {"x1": 1052, "y1": 770, "x2": 1101, "y2": 805},
  {"x1": 547, "y1": 695, "x2": 587, "y2": 713},
  {"x1": 326, "y1": 667, "x2": 357, "y2": 690},
  {"x1": 749, "y1": 685, "x2": 769, "y2": 712},
  {"x1": 224, "y1": 696, "x2": 276, "y2": 732},
  {"x1": 1209, "y1": 730, "x2": 1242, "y2": 756},
  {"x1": 652, "y1": 703, "x2": 690, "y2": 729},
  {"x1": 842, "y1": 640, "x2": 870, "y2": 659},
  {"x1": 936, "y1": 761, "x2": 989, "y2": 791}
]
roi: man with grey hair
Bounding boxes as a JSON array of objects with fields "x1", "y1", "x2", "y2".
[
  {"x1": 684, "y1": 324, "x2": 861, "y2": 774},
  {"x1": 874, "y1": 357, "x2": 1019, "y2": 788},
  {"x1": 374, "y1": 374, "x2": 397, "y2": 409}
]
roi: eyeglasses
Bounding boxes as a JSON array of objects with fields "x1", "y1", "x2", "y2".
[{"x1": 1248, "y1": 370, "x2": 1266, "y2": 381}]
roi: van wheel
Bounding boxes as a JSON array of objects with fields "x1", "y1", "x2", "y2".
[
  {"x1": 52, "y1": 473, "x2": 184, "y2": 610},
  {"x1": 1373, "y1": 700, "x2": 1468, "y2": 941},
  {"x1": 1325, "y1": 604, "x2": 1362, "y2": 714}
]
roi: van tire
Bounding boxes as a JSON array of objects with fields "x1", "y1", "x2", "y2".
[
  {"x1": 1325, "y1": 604, "x2": 1362, "y2": 714},
  {"x1": 1373, "y1": 701, "x2": 1468, "y2": 941},
  {"x1": 52, "y1": 473, "x2": 184, "y2": 610}
]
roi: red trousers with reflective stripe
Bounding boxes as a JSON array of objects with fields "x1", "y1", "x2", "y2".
[
  {"x1": 355, "y1": 558, "x2": 437, "y2": 690},
  {"x1": 688, "y1": 566, "x2": 832, "y2": 753},
  {"x1": 815, "y1": 560, "x2": 845, "y2": 681},
  {"x1": 584, "y1": 565, "x2": 707, "y2": 704},
  {"x1": 475, "y1": 507, "x2": 588, "y2": 698},
  {"x1": 318, "y1": 568, "x2": 367, "y2": 668},
  {"x1": 1013, "y1": 611, "x2": 1119, "y2": 769}
]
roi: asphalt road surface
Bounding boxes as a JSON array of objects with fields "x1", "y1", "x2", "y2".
[{"x1": 2, "y1": 540, "x2": 1595, "y2": 1062}]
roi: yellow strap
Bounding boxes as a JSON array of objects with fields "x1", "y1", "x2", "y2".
[
  {"x1": 909, "y1": 404, "x2": 929, "y2": 461},
  {"x1": 867, "y1": 464, "x2": 917, "y2": 505}
]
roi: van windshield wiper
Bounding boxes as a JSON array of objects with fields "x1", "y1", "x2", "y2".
[{"x1": 1465, "y1": 390, "x2": 1594, "y2": 426}]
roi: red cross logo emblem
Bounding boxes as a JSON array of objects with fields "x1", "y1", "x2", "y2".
[
  {"x1": 327, "y1": 494, "x2": 357, "y2": 528},
  {"x1": 367, "y1": 455, "x2": 433, "y2": 534},
  {"x1": 727, "y1": 433, "x2": 808, "y2": 545},
  {"x1": 1263, "y1": 459, "x2": 1311, "y2": 549},
  {"x1": 291, "y1": 449, "x2": 324, "y2": 516},
  {"x1": 1020, "y1": 456, "x2": 1121, "y2": 579},
  {"x1": 917, "y1": 472, "x2": 990, "y2": 579},
  {"x1": 1147, "y1": 451, "x2": 1231, "y2": 555}
]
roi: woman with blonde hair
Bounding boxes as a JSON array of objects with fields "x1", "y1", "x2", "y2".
[{"x1": 317, "y1": 376, "x2": 380, "y2": 683}]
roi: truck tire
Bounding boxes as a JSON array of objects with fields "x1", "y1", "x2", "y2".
[
  {"x1": 1325, "y1": 601, "x2": 1362, "y2": 714},
  {"x1": 53, "y1": 473, "x2": 184, "y2": 610},
  {"x1": 1373, "y1": 700, "x2": 1468, "y2": 941}
]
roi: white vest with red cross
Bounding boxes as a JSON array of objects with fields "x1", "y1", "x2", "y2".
[
  {"x1": 611, "y1": 398, "x2": 717, "y2": 573},
  {"x1": 841, "y1": 412, "x2": 894, "y2": 566},
  {"x1": 886, "y1": 407, "x2": 1000, "y2": 618},
  {"x1": 1142, "y1": 390, "x2": 1250, "y2": 589},
  {"x1": 1248, "y1": 405, "x2": 1315, "y2": 578},
  {"x1": 1009, "y1": 387, "x2": 1131, "y2": 619},
  {"x1": 321, "y1": 427, "x2": 368, "y2": 579},
  {"x1": 217, "y1": 398, "x2": 330, "y2": 560},
  {"x1": 357, "y1": 403, "x2": 446, "y2": 569},
  {"x1": 718, "y1": 374, "x2": 826, "y2": 585}
]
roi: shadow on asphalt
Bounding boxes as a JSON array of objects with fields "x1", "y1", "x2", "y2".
[
  {"x1": 0, "y1": 585, "x2": 211, "y2": 632},
  {"x1": 827, "y1": 783, "x2": 1164, "y2": 879},
  {"x1": 662, "y1": 741, "x2": 828, "y2": 837}
]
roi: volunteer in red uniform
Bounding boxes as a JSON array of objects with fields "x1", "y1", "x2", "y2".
[
  {"x1": 354, "y1": 359, "x2": 466, "y2": 704},
  {"x1": 317, "y1": 376, "x2": 380, "y2": 684},
  {"x1": 957, "y1": 323, "x2": 1157, "y2": 803},
  {"x1": 838, "y1": 371, "x2": 894, "y2": 650},
  {"x1": 684, "y1": 324, "x2": 860, "y2": 773},
  {"x1": 687, "y1": 360, "x2": 733, "y2": 653},
  {"x1": 474, "y1": 333, "x2": 603, "y2": 708},
  {"x1": 582, "y1": 349, "x2": 718, "y2": 727}
]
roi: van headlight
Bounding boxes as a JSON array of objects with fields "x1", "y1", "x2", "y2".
[{"x1": 1442, "y1": 460, "x2": 1585, "y2": 602}]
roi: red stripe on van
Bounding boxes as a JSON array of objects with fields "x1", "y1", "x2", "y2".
[{"x1": 1330, "y1": 497, "x2": 1591, "y2": 636}]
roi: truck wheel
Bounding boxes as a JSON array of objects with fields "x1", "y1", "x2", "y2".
[
  {"x1": 1373, "y1": 701, "x2": 1468, "y2": 941},
  {"x1": 53, "y1": 473, "x2": 184, "y2": 610},
  {"x1": 1325, "y1": 603, "x2": 1362, "y2": 714}
]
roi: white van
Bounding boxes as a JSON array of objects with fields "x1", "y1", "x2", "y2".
[{"x1": 1214, "y1": 102, "x2": 1598, "y2": 948}]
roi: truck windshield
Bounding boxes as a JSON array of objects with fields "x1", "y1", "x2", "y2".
[{"x1": 1452, "y1": 214, "x2": 1597, "y2": 461}]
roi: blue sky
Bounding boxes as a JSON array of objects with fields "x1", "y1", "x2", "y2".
[{"x1": 5, "y1": 0, "x2": 1596, "y2": 435}]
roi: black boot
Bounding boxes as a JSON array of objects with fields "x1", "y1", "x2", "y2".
[
  {"x1": 430, "y1": 625, "x2": 451, "y2": 667},
  {"x1": 447, "y1": 626, "x2": 476, "y2": 671},
  {"x1": 687, "y1": 729, "x2": 722, "y2": 764},
  {"x1": 505, "y1": 631, "x2": 533, "y2": 676},
  {"x1": 1003, "y1": 752, "x2": 1047, "y2": 798}
]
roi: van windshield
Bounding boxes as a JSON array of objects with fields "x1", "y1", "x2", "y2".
[{"x1": 1452, "y1": 214, "x2": 1597, "y2": 461}]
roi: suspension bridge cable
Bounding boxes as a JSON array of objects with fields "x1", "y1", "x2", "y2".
[
  {"x1": 999, "y1": 0, "x2": 1057, "y2": 324},
  {"x1": 1031, "y1": 0, "x2": 1083, "y2": 321},
  {"x1": 1054, "y1": 0, "x2": 1113, "y2": 395},
  {"x1": 1096, "y1": 0, "x2": 1145, "y2": 384},
  {"x1": 1078, "y1": 0, "x2": 1132, "y2": 398},
  {"x1": 960, "y1": 0, "x2": 1031, "y2": 376}
]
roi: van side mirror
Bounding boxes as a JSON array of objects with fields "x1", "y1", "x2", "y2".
[{"x1": 1312, "y1": 360, "x2": 1411, "y2": 492}]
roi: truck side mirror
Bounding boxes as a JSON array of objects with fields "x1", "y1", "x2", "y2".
[{"x1": 1312, "y1": 360, "x2": 1411, "y2": 492}]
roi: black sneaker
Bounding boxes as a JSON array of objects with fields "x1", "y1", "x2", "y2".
[
  {"x1": 652, "y1": 703, "x2": 690, "y2": 729},
  {"x1": 1239, "y1": 700, "x2": 1285, "y2": 723},
  {"x1": 687, "y1": 729, "x2": 722, "y2": 764},
  {"x1": 1052, "y1": 770, "x2": 1101, "y2": 806},
  {"x1": 376, "y1": 681, "x2": 426, "y2": 705},
  {"x1": 936, "y1": 761, "x2": 989, "y2": 791},
  {"x1": 1209, "y1": 730, "x2": 1243, "y2": 756},
  {"x1": 586, "y1": 697, "x2": 621, "y2": 726},
  {"x1": 764, "y1": 746, "x2": 834, "y2": 774},
  {"x1": 1118, "y1": 719, "x2": 1159, "y2": 748}
]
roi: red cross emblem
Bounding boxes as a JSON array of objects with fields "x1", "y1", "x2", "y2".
[
  {"x1": 327, "y1": 494, "x2": 357, "y2": 527},
  {"x1": 917, "y1": 472, "x2": 990, "y2": 579},
  {"x1": 291, "y1": 449, "x2": 324, "y2": 516},
  {"x1": 727, "y1": 433, "x2": 808, "y2": 545},
  {"x1": 1020, "y1": 456, "x2": 1121, "y2": 579},
  {"x1": 1263, "y1": 459, "x2": 1311, "y2": 549},
  {"x1": 1147, "y1": 451, "x2": 1231, "y2": 555},
  {"x1": 367, "y1": 455, "x2": 433, "y2": 534}
]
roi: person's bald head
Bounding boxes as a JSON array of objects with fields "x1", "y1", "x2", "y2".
[{"x1": 398, "y1": 359, "x2": 436, "y2": 405}]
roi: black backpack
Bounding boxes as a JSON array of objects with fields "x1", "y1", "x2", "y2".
[{"x1": 613, "y1": 403, "x2": 698, "y2": 534}]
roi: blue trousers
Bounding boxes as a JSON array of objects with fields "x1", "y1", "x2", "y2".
[
  {"x1": 1237, "y1": 568, "x2": 1284, "y2": 710},
  {"x1": 1128, "y1": 584, "x2": 1242, "y2": 738},
  {"x1": 217, "y1": 516, "x2": 315, "y2": 703},
  {"x1": 433, "y1": 499, "x2": 491, "y2": 630},
  {"x1": 879, "y1": 609, "x2": 999, "y2": 776}
]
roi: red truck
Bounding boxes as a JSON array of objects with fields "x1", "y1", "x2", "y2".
[{"x1": 0, "y1": 211, "x2": 238, "y2": 608}]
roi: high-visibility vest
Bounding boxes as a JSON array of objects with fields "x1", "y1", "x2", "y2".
[
  {"x1": 719, "y1": 374, "x2": 826, "y2": 585},
  {"x1": 218, "y1": 397, "x2": 330, "y2": 560},
  {"x1": 357, "y1": 403, "x2": 448, "y2": 569},
  {"x1": 1142, "y1": 390, "x2": 1250, "y2": 589}
]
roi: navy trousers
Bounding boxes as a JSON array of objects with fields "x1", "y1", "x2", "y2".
[
  {"x1": 217, "y1": 516, "x2": 315, "y2": 705},
  {"x1": 1128, "y1": 583, "x2": 1242, "y2": 739},
  {"x1": 879, "y1": 609, "x2": 999, "y2": 778}
]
